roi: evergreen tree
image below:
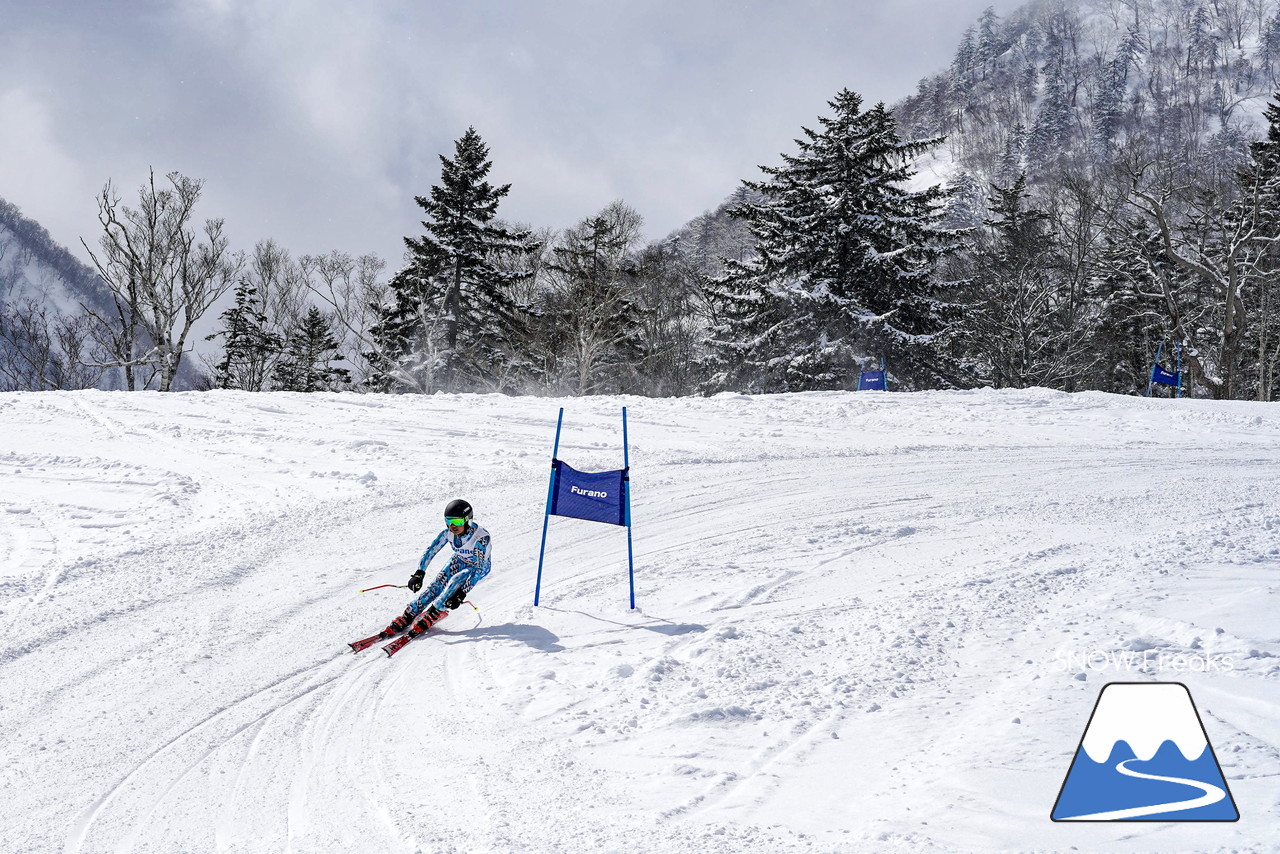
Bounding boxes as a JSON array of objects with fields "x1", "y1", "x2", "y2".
[
  {"x1": 1260, "y1": 13, "x2": 1280, "y2": 85},
  {"x1": 1238, "y1": 92, "x2": 1280, "y2": 399},
  {"x1": 965, "y1": 174, "x2": 1083, "y2": 388},
  {"x1": 997, "y1": 124, "x2": 1028, "y2": 185},
  {"x1": 206, "y1": 280, "x2": 282, "y2": 390},
  {"x1": 1087, "y1": 219, "x2": 1170, "y2": 394},
  {"x1": 1027, "y1": 59, "x2": 1072, "y2": 172},
  {"x1": 365, "y1": 264, "x2": 441, "y2": 393},
  {"x1": 943, "y1": 171, "x2": 987, "y2": 231},
  {"x1": 1092, "y1": 26, "x2": 1144, "y2": 155},
  {"x1": 273, "y1": 306, "x2": 350, "y2": 392},
  {"x1": 951, "y1": 25, "x2": 978, "y2": 83},
  {"x1": 371, "y1": 127, "x2": 534, "y2": 393},
  {"x1": 707, "y1": 89, "x2": 960, "y2": 392},
  {"x1": 1189, "y1": 5, "x2": 1219, "y2": 75},
  {"x1": 975, "y1": 6, "x2": 1005, "y2": 71}
]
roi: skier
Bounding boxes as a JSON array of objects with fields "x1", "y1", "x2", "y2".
[{"x1": 350, "y1": 498, "x2": 491, "y2": 656}]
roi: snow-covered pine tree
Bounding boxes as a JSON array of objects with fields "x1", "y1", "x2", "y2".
[
  {"x1": 1238, "y1": 92, "x2": 1280, "y2": 400},
  {"x1": 1026, "y1": 53, "x2": 1071, "y2": 173},
  {"x1": 273, "y1": 306, "x2": 350, "y2": 392},
  {"x1": 206, "y1": 280, "x2": 282, "y2": 390},
  {"x1": 364, "y1": 263, "x2": 441, "y2": 393},
  {"x1": 1261, "y1": 12, "x2": 1280, "y2": 86},
  {"x1": 951, "y1": 25, "x2": 978, "y2": 86},
  {"x1": 1092, "y1": 26, "x2": 1144, "y2": 156},
  {"x1": 996, "y1": 123, "x2": 1028, "y2": 186},
  {"x1": 964, "y1": 173, "x2": 1096, "y2": 389},
  {"x1": 975, "y1": 6, "x2": 1006, "y2": 74},
  {"x1": 707, "y1": 88, "x2": 960, "y2": 392},
  {"x1": 943, "y1": 171, "x2": 987, "y2": 231},
  {"x1": 1086, "y1": 218, "x2": 1170, "y2": 395},
  {"x1": 371, "y1": 127, "x2": 534, "y2": 393}
]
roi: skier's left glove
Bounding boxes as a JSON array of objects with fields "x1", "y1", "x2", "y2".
[
  {"x1": 407, "y1": 569, "x2": 425, "y2": 593},
  {"x1": 444, "y1": 586, "x2": 469, "y2": 610}
]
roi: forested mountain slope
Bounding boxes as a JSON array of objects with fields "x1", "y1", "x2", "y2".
[{"x1": 681, "y1": 0, "x2": 1280, "y2": 400}]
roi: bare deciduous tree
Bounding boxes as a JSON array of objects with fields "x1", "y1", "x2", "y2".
[
  {"x1": 203, "y1": 239, "x2": 312, "y2": 390},
  {"x1": 81, "y1": 170, "x2": 242, "y2": 391},
  {"x1": 302, "y1": 250, "x2": 388, "y2": 388},
  {"x1": 0, "y1": 297, "x2": 103, "y2": 391},
  {"x1": 1123, "y1": 160, "x2": 1279, "y2": 399},
  {"x1": 543, "y1": 201, "x2": 645, "y2": 395}
]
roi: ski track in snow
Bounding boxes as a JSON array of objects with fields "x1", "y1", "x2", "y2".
[{"x1": 0, "y1": 388, "x2": 1278, "y2": 853}]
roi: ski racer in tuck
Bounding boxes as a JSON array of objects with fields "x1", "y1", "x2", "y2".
[{"x1": 350, "y1": 498, "x2": 490, "y2": 655}]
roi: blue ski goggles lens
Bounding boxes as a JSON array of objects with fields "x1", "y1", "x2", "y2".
[{"x1": 445, "y1": 516, "x2": 468, "y2": 527}]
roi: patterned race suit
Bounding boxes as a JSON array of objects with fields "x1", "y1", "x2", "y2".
[{"x1": 405, "y1": 522, "x2": 491, "y2": 617}]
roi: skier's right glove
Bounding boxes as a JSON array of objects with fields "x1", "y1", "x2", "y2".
[
  {"x1": 407, "y1": 569, "x2": 425, "y2": 593},
  {"x1": 444, "y1": 585, "x2": 469, "y2": 611}
]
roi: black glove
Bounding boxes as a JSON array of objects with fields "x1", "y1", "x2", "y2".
[
  {"x1": 444, "y1": 586, "x2": 469, "y2": 610},
  {"x1": 407, "y1": 569, "x2": 425, "y2": 592}
]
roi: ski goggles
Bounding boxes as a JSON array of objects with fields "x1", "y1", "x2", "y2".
[{"x1": 444, "y1": 516, "x2": 469, "y2": 527}]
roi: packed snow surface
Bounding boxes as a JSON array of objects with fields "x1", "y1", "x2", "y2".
[{"x1": 1, "y1": 388, "x2": 1278, "y2": 853}]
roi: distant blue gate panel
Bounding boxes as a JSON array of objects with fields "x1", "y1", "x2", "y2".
[
  {"x1": 550, "y1": 460, "x2": 627, "y2": 526},
  {"x1": 1151, "y1": 364, "x2": 1180, "y2": 387},
  {"x1": 858, "y1": 370, "x2": 887, "y2": 391}
]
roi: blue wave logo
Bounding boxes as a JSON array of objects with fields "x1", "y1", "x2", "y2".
[{"x1": 1051, "y1": 682, "x2": 1239, "y2": 822}]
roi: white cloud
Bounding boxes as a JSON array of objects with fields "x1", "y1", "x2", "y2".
[
  {"x1": 2, "y1": 0, "x2": 1016, "y2": 264},
  {"x1": 0, "y1": 88, "x2": 94, "y2": 249}
]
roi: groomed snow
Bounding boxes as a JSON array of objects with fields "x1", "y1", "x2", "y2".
[{"x1": 1, "y1": 388, "x2": 1278, "y2": 853}]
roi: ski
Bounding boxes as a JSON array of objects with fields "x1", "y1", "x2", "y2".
[
  {"x1": 383, "y1": 635, "x2": 413, "y2": 657},
  {"x1": 349, "y1": 631, "x2": 395, "y2": 653},
  {"x1": 354, "y1": 605, "x2": 456, "y2": 658}
]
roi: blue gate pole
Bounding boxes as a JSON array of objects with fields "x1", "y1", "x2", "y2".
[
  {"x1": 533, "y1": 408, "x2": 565, "y2": 606},
  {"x1": 880, "y1": 357, "x2": 886, "y2": 391},
  {"x1": 623, "y1": 406, "x2": 636, "y2": 610},
  {"x1": 1176, "y1": 343, "x2": 1183, "y2": 398},
  {"x1": 1146, "y1": 343, "x2": 1163, "y2": 397}
]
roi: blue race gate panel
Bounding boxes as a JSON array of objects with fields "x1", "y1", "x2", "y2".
[
  {"x1": 1146, "y1": 343, "x2": 1182, "y2": 397},
  {"x1": 858, "y1": 370, "x2": 887, "y2": 391},
  {"x1": 1150, "y1": 364, "x2": 1179, "y2": 387},
  {"x1": 550, "y1": 461, "x2": 627, "y2": 526}
]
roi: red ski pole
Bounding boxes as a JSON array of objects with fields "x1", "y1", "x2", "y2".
[{"x1": 359, "y1": 584, "x2": 408, "y2": 593}]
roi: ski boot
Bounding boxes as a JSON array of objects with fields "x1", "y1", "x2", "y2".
[
  {"x1": 349, "y1": 608, "x2": 416, "y2": 653},
  {"x1": 383, "y1": 607, "x2": 448, "y2": 657}
]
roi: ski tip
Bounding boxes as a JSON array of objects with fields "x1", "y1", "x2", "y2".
[{"x1": 382, "y1": 636, "x2": 412, "y2": 657}]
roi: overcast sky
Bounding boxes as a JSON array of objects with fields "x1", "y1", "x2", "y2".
[{"x1": 0, "y1": 0, "x2": 1012, "y2": 270}]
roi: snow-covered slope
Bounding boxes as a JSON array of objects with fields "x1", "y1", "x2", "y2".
[
  {"x1": 1, "y1": 389, "x2": 1277, "y2": 853},
  {"x1": 0, "y1": 198, "x2": 108, "y2": 316}
]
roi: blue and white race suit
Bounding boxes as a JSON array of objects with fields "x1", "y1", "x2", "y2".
[{"x1": 406, "y1": 522, "x2": 491, "y2": 617}]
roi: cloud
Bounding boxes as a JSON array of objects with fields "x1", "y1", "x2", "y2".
[
  {"x1": 0, "y1": 88, "x2": 91, "y2": 247},
  {"x1": 1, "y1": 0, "x2": 1013, "y2": 266}
]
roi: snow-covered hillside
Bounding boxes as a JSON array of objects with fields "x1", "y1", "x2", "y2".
[
  {"x1": 1, "y1": 389, "x2": 1278, "y2": 853},
  {"x1": 0, "y1": 199, "x2": 107, "y2": 316}
]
